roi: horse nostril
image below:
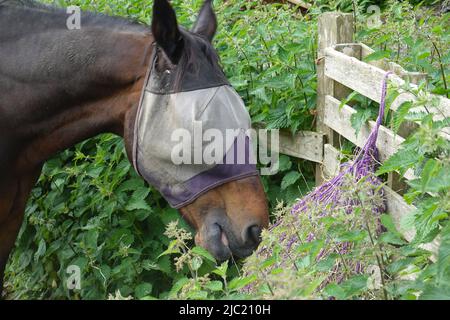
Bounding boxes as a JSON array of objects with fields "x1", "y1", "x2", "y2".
[{"x1": 245, "y1": 225, "x2": 262, "y2": 246}]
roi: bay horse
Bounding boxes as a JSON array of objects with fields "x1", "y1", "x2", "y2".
[{"x1": 0, "y1": 0, "x2": 269, "y2": 295}]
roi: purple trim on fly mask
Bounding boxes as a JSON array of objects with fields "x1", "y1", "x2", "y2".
[{"x1": 157, "y1": 134, "x2": 258, "y2": 209}]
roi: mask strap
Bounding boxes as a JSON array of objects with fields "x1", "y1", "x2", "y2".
[{"x1": 132, "y1": 42, "x2": 158, "y2": 175}]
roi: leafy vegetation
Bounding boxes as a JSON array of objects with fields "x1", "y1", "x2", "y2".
[{"x1": 4, "y1": 0, "x2": 449, "y2": 300}]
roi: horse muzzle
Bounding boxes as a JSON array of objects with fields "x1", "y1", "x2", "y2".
[{"x1": 194, "y1": 209, "x2": 263, "y2": 262}]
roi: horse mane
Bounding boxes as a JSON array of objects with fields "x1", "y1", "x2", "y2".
[
  {"x1": 0, "y1": 0, "x2": 42, "y2": 7},
  {"x1": 0, "y1": 0, "x2": 224, "y2": 91},
  {"x1": 0, "y1": 0, "x2": 148, "y2": 33}
]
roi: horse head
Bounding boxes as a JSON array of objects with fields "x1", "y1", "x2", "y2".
[{"x1": 128, "y1": 0, "x2": 269, "y2": 261}]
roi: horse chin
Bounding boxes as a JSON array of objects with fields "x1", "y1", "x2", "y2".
[{"x1": 195, "y1": 225, "x2": 231, "y2": 262}]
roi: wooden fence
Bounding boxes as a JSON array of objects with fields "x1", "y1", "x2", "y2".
[{"x1": 276, "y1": 12, "x2": 449, "y2": 254}]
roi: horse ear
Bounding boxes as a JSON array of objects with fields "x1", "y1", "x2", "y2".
[
  {"x1": 192, "y1": 0, "x2": 217, "y2": 42},
  {"x1": 152, "y1": 0, "x2": 183, "y2": 64}
]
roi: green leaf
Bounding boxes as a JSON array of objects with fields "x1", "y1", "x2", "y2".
[
  {"x1": 229, "y1": 77, "x2": 247, "y2": 88},
  {"x1": 141, "y1": 260, "x2": 158, "y2": 271},
  {"x1": 316, "y1": 256, "x2": 337, "y2": 272},
  {"x1": 131, "y1": 187, "x2": 150, "y2": 200},
  {"x1": 169, "y1": 277, "x2": 190, "y2": 297},
  {"x1": 379, "y1": 232, "x2": 407, "y2": 245},
  {"x1": 420, "y1": 159, "x2": 439, "y2": 193},
  {"x1": 363, "y1": 50, "x2": 391, "y2": 62},
  {"x1": 377, "y1": 149, "x2": 422, "y2": 175},
  {"x1": 342, "y1": 275, "x2": 369, "y2": 298},
  {"x1": 228, "y1": 275, "x2": 257, "y2": 292},
  {"x1": 420, "y1": 285, "x2": 450, "y2": 300},
  {"x1": 278, "y1": 155, "x2": 292, "y2": 172},
  {"x1": 437, "y1": 223, "x2": 450, "y2": 286},
  {"x1": 212, "y1": 261, "x2": 228, "y2": 278},
  {"x1": 339, "y1": 91, "x2": 358, "y2": 110},
  {"x1": 204, "y1": 281, "x2": 223, "y2": 292},
  {"x1": 34, "y1": 239, "x2": 46, "y2": 262},
  {"x1": 380, "y1": 214, "x2": 402, "y2": 237},
  {"x1": 157, "y1": 240, "x2": 180, "y2": 258},
  {"x1": 271, "y1": 267, "x2": 283, "y2": 275},
  {"x1": 250, "y1": 87, "x2": 270, "y2": 104},
  {"x1": 135, "y1": 283, "x2": 153, "y2": 299},
  {"x1": 350, "y1": 108, "x2": 372, "y2": 137},
  {"x1": 324, "y1": 283, "x2": 346, "y2": 299},
  {"x1": 84, "y1": 230, "x2": 99, "y2": 250},
  {"x1": 281, "y1": 171, "x2": 301, "y2": 190},
  {"x1": 260, "y1": 256, "x2": 276, "y2": 270},
  {"x1": 117, "y1": 178, "x2": 144, "y2": 192},
  {"x1": 431, "y1": 25, "x2": 443, "y2": 35},
  {"x1": 125, "y1": 198, "x2": 151, "y2": 211},
  {"x1": 264, "y1": 75, "x2": 292, "y2": 89},
  {"x1": 191, "y1": 246, "x2": 216, "y2": 264},
  {"x1": 135, "y1": 209, "x2": 151, "y2": 221},
  {"x1": 186, "y1": 290, "x2": 208, "y2": 300},
  {"x1": 334, "y1": 230, "x2": 368, "y2": 242},
  {"x1": 302, "y1": 277, "x2": 326, "y2": 296},
  {"x1": 157, "y1": 255, "x2": 172, "y2": 274},
  {"x1": 190, "y1": 256, "x2": 203, "y2": 271},
  {"x1": 392, "y1": 101, "x2": 413, "y2": 133},
  {"x1": 408, "y1": 163, "x2": 450, "y2": 193},
  {"x1": 325, "y1": 275, "x2": 369, "y2": 299},
  {"x1": 296, "y1": 255, "x2": 311, "y2": 269}
]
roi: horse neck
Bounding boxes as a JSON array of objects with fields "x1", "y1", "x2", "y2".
[{"x1": 0, "y1": 14, "x2": 153, "y2": 174}]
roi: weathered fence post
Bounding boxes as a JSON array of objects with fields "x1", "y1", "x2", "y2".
[{"x1": 316, "y1": 12, "x2": 354, "y2": 184}]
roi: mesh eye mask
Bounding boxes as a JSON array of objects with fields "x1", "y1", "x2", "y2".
[{"x1": 132, "y1": 46, "x2": 258, "y2": 208}]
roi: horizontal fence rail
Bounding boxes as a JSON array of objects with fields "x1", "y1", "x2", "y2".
[{"x1": 325, "y1": 45, "x2": 450, "y2": 135}]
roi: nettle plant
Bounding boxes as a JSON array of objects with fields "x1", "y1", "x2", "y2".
[
  {"x1": 6, "y1": 135, "x2": 181, "y2": 299},
  {"x1": 356, "y1": 0, "x2": 449, "y2": 97},
  {"x1": 242, "y1": 174, "x2": 389, "y2": 300},
  {"x1": 159, "y1": 221, "x2": 257, "y2": 300},
  {"x1": 246, "y1": 83, "x2": 449, "y2": 300},
  {"x1": 376, "y1": 81, "x2": 450, "y2": 299},
  {"x1": 216, "y1": 1, "x2": 318, "y2": 133}
]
